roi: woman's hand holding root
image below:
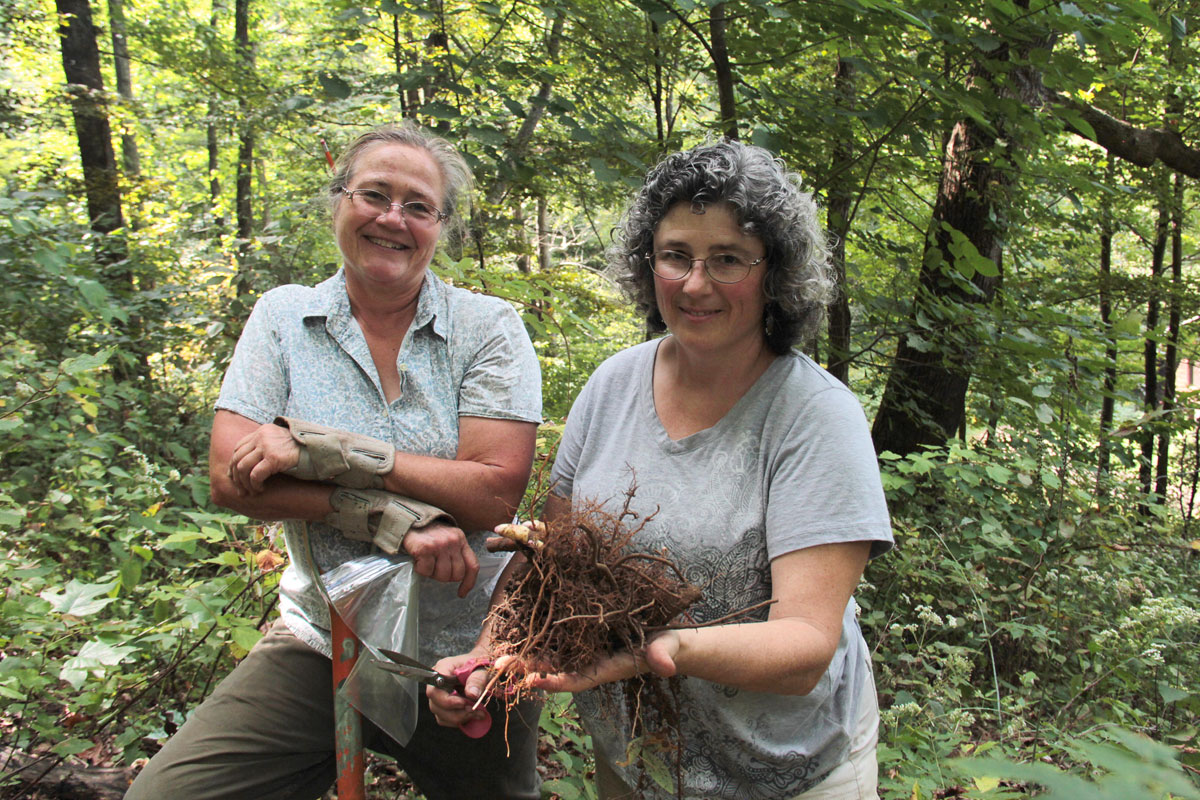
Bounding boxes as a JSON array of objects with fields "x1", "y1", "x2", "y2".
[
  {"x1": 427, "y1": 649, "x2": 495, "y2": 731},
  {"x1": 495, "y1": 630, "x2": 684, "y2": 694}
]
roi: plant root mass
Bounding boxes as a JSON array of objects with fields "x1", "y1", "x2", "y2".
[{"x1": 485, "y1": 489, "x2": 702, "y2": 685}]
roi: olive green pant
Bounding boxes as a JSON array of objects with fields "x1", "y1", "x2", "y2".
[{"x1": 125, "y1": 621, "x2": 541, "y2": 800}]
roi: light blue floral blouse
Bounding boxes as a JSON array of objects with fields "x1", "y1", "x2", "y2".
[{"x1": 216, "y1": 268, "x2": 542, "y2": 662}]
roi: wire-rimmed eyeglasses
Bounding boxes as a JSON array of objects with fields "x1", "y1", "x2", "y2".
[
  {"x1": 647, "y1": 249, "x2": 765, "y2": 284},
  {"x1": 340, "y1": 187, "x2": 448, "y2": 226}
]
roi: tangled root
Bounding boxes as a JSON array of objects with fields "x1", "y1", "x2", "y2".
[{"x1": 486, "y1": 485, "x2": 702, "y2": 677}]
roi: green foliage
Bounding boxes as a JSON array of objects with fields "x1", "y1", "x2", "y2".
[
  {"x1": 962, "y1": 728, "x2": 1200, "y2": 799},
  {"x1": 539, "y1": 693, "x2": 597, "y2": 800},
  {"x1": 4, "y1": 0, "x2": 1200, "y2": 794}
]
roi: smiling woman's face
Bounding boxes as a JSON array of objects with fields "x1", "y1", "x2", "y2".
[
  {"x1": 652, "y1": 201, "x2": 768, "y2": 359},
  {"x1": 333, "y1": 142, "x2": 446, "y2": 294}
]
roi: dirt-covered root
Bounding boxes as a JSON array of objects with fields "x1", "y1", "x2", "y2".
[{"x1": 485, "y1": 493, "x2": 702, "y2": 680}]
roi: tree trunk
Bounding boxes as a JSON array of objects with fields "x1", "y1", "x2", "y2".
[
  {"x1": 57, "y1": 0, "x2": 147, "y2": 382},
  {"x1": 208, "y1": 0, "x2": 224, "y2": 230},
  {"x1": 537, "y1": 196, "x2": 551, "y2": 273},
  {"x1": 1096, "y1": 161, "x2": 1117, "y2": 495},
  {"x1": 708, "y1": 2, "x2": 737, "y2": 141},
  {"x1": 1155, "y1": 173, "x2": 1184, "y2": 500},
  {"x1": 0, "y1": 746, "x2": 132, "y2": 800},
  {"x1": 56, "y1": 0, "x2": 124, "y2": 235},
  {"x1": 516, "y1": 201, "x2": 531, "y2": 274},
  {"x1": 234, "y1": 0, "x2": 254, "y2": 295},
  {"x1": 870, "y1": 108, "x2": 1006, "y2": 454},
  {"x1": 871, "y1": 16, "x2": 1047, "y2": 456},
  {"x1": 649, "y1": 17, "x2": 665, "y2": 147},
  {"x1": 106, "y1": 0, "x2": 139, "y2": 177},
  {"x1": 1139, "y1": 179, "x2": 1169, "y2": 509},
  {"x1": 825, "y1": 56, "x2": 855, "y2": 385},
  {"x1": 484, "y1": 10, "x2": 565, "y2": 206}
]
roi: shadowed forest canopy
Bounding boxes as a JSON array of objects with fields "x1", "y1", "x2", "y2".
[{"x1": 1, "y1": 0, "x2": 1198, "y2": 797}]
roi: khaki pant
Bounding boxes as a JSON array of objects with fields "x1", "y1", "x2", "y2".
[
  {"x1": 594, "y1": 675, "x2": 881, "y2": 800},
  {"x1": 125, "y1": 621, "x2": 541, "y2": 800}
]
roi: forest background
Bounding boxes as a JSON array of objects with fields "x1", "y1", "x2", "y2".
[{"x1": 2, "y1": 0, "x2": 1199, "y2": 797}]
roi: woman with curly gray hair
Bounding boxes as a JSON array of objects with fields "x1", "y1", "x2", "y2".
[
  {"x1": 432, "y1": 140, "x2": 893, "y2": 799},
  {"x1": 615, "y1": 138, "x2": 835, "y2": 352}
]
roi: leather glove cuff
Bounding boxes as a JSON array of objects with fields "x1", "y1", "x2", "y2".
[
  {"x1": 275, "y1": 416, "x2": 394, "y2": 489},
  {"x1": 326, "y1": 488, "x2": 455, "y2": 555}
]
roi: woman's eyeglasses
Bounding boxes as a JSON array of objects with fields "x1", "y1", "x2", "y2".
[
  {"x1": 647, "y1": 250, "x2": 764, "y2": 284},
  {"x1": 340, "y1": 187, "x2": 447, "y2": 226}
]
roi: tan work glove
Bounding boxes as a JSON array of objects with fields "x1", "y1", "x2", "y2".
[
  {"x1": 326, "y1": 488, "x2": 455, "y2": 555},
  {"x1": 275, "y1": 416, "x2": 394, "y2": 489}
]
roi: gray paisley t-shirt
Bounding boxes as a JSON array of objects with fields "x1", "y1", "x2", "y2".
[
  {"x1": 216, "y1": 268, "x2": 542, "y2": 663},
  {"x1": 550, "y1": 339, "x2": 892, "y2": 799}
]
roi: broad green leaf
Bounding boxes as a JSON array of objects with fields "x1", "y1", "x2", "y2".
[
  {"x1": 231, "y1": 626, "x2": 264, "y2": 653},
  {"x1": 40, "y1": 580, "x2": 118, "y2": 617},
  {"x1": 1159, "y1": 683, "x2": 1191, "y2": 704},
  {"x1": 318, "y1": 72, "x2": 352, "y2": 99}
]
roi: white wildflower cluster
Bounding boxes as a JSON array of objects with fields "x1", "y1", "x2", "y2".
[
  {"x1": 945, "y1": 708, "x2": 976, "y2": 731},
  {"x1": 1120, "y1": 596, "x2": 1200, "y2": 632},
  {"x1": 880, "y1": 701, "x2": 923, "y2": 727},
  {"x1": 1093, "y1": 628, "x2": 1118, "y2": 646},
  {"x1": 1140, "y1": 644, "x2": 1166, "y2": 665},
  {"x1": 121, "y1": 444, "x2": 172, "y2": 500},
  {"x1": 942, "y1": 651, "x2": 973, "y2": 683},
  {"x1": 916, "y1": 604, "x2": 944, "y2": 626},
  {"x1": 889, "y1": 621, "x2": 918, "y2": 636}
]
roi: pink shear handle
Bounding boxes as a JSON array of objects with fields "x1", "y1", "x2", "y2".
[{"x1": 452, "y1": 659, "x2": 493, "y2": 738}]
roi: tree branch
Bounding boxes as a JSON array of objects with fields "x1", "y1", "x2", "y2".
[{"x1": 1053, "y1": 93, "x2": 1200, "y2": 178}]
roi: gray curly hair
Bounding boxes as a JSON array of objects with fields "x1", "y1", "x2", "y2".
[
  {"x1": 614, "y1": 139, "x2": 835, "y2": 353},
  {"x1": 327, "y1": 122, "x2": 473, "y2": 243}
]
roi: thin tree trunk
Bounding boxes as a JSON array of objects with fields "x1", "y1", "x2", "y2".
[
  {"x1": 106, "y1": 0, "x2": 139, "y2": 177},
  {"x1": 825, "y1": 55, "x2": 855, "y2": 385},
  {"x1": 1154, "y1": 31, "x2": 1187, "y2": 503},
  {"x1": 1139, "y1": 179, "x2": 1169, "y2": 509},
  {"x1": 1155, "y1": 173, "x2": 1184, "y2": 500},
  {"x1": 708, "y1": 2, "x2": 737, "y2": 141},
  {"x1": 57, "y1": 0, "x2": 147, "y2": 382},
  {"x1": 208, "y1": 0, "x2": 223, "y2": 230},
  {"x1": 234, "y1": 0, "x2": 254, "y2": 295},
  {"x1": 484, "y1": 10, "x2": 564, "y2": 206},
  {"x1": 537, "y1": 196, "x2": 551, "y2": 273},
  {"x1": 57, "y1": 0, "x2": 124, "y2": 235},
  {"x1": 650, "y1": 17, "x2": 665, "y2": 147},
  {"x1": 516, "y1": 201, "x2": 530, "y2": 274},
  {"x1": 1096, "y1": 160, "x2": 1117, "y2": 495}
]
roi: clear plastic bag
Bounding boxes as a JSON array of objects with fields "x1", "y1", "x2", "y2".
[{"x1": 323, "y1": 553, "x2": 421, "y2": 746}]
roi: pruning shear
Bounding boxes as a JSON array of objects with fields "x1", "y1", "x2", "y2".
[{"x1": 376, "y1": 648, "x2": 493, "y2": 738}]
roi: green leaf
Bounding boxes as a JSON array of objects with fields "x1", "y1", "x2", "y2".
[
  {"x1": 423, "y1": 101, "x2": 461, "y2": 121},
  {"x1": 1159, "y1": 683, "x2": 1191, "y2": 704},
  {"x1": 40, "y1": 580, "x2": 118, "y2": 617},
  {"x1": 1171, "y1": 14, "x2": 1186, "y2": 40},
  {"x1": 120, "y1": 557, "x2": 144, "y2": 591},
  {"x1": 231, "y1": 626, "x2": 264, "y2": 653},
  {"x1": 51, "y1": 738, "x2": 95, "y2": 758},
  {"x1": 1035, "y1": 403, "x2": 1054, "y2": 424},
  {"x1": 985, "y1": 464, "x2": 1012, "y2": 483},
  {"x1": 61, "y1": 639, "x2": 138, "y2": 689},
  {"x1": 318, "y1": 72, "x2": 352, "y2": 100},
  {"x1": 589, "y1": 158, "x2": 622, "y2": 183},
  {"x1": 61, "y1": 349, "x2": 111, "y2": 375}
]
